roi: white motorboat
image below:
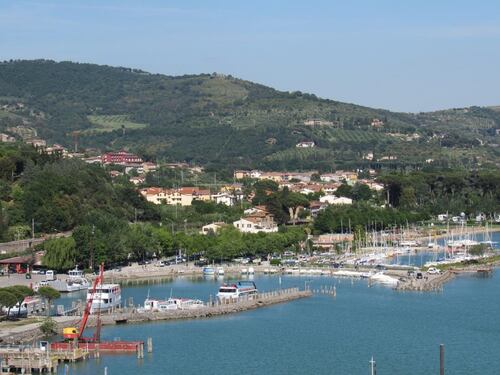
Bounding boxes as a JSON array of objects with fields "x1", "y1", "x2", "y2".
[
  {"x1": 203, "y1": 266, "x2": 215, "y2": 276},
  {"x1": 141, "y1": 297, "x2": 204, "y2": 312}
]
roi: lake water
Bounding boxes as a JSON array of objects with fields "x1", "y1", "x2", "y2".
[{"x1": 57, "y1": 232, "x2": 500, "y2": 375}]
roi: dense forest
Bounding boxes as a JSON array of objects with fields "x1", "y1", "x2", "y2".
[
  {"x1": 0, "y1": 60, "x2": 499, "y2": 173},
  {"x1": 0, "y1": 142, "x2": 154, "y2": 242}
]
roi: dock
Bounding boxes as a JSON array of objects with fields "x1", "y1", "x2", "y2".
[{"x1": 0, "y1": 345, "x2": 89, "y2": 374}]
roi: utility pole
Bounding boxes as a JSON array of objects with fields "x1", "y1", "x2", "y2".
[{"x1": 90, "y1": 224, "x2": 95, "y2": 271}]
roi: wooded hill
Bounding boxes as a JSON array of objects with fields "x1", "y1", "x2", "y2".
[{"x1": 1, "y1": 60, "x2": 499, "y2": 174}]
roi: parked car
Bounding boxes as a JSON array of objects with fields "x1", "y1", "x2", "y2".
[{"x1": 427, "y1": 267, "x2": 441, "y2": 275}]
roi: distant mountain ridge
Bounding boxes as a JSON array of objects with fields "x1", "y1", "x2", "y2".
[{"x1": 0, "y1": 59, "x2": 498, "y2": 172}]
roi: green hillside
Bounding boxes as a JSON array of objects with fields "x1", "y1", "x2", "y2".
[{"x1": 0, "y1": 59, "x2": 498, "y2": 173}]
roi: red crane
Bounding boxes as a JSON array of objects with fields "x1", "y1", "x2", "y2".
[{"x1": 62, "y1": 263, "x2": 104, "y2": 342}]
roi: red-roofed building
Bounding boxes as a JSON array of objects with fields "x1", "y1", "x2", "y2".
[{"x1": 101, "y1": 151, "x2": 143, "y2": 165}]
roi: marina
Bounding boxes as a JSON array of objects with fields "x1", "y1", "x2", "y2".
[{"x1": 44, "y1": 269, "x2": 500, "y2": 375}]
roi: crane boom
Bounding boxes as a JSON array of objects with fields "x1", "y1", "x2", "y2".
[{"x1": 78, "y1": 263, "x2": 104, "y2": 340}]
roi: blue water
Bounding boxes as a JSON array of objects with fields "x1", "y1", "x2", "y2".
[{"x1": 56, "y1": 269, "x2": 500, "y2": 375}]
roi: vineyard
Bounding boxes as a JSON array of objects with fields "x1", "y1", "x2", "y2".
[
  {"x1": 86, "y1": 114, "x2": 148, "y2": 133},
  {"x1": 321, "y1": 128, "x2": 390, "y2": 144}
]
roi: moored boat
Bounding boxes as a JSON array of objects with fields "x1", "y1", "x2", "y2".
[{"x1": 216, "y1": 281, "x2": 258, "y2": 301}]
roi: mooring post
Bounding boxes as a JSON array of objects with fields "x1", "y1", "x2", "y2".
[
  {"x1": 333, "y1": 286, "x2": 336, "y2": 297},
  {"x1": 64, "y1": 364, "x2": 69, "y2": 375},
  {"x1": 104, "y1": 366, "x2": 108, "y2": 375},
  {"x1": 147, "y1": 337, "x2": 153, "y2": 353},
  {"x1": 440, "y1": 344, "x2": 445, "y2": 375},
  {"x1": 370, "y1": 356, "x2": 376, "y2": 375}
]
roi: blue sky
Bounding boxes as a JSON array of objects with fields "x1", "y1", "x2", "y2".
[{"x1": 1, "y1": 0, "x2": 499, "y2": 112}]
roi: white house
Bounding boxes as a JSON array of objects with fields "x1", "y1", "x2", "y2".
[
  {"x1": 212, "y1": 192, "x2": 237, "y2": 206},
  {"x1": 200, "y1": 222, "x2": 226, "y2": 235},
  {"x1": 319, "y1": 195, "x2": 353, "y2": 205},
  {"x1": 296, "y1": 141, "x2": 315, "y2": 148},
  {"x1": 233, "y1": 217, "x2": 278, "y2": 233}
]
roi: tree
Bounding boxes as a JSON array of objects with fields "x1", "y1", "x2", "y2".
[
  {"x1": 469, "y1": 244, "x2": 487, "y2": 256},
  {"x1": 40, "y1": 317, "x2": 58, "y2": 337},
  {"x1": 335, "y1": 183, "x2": 353, "y2": 198},
  {"x1": 37, "y1": 286, "x2": 61, "y2": 316},
  {"x1": 42, "y1": 237, "x2": 77, "y2": 271},
  {"x1": 0, "y1": 289, "x2": 17, "y2": 316},
  {"x1": 351, "y1": 183, "x2": 373, "y2": 202},
  {"x1": 4, "y1": 285, "x2": 34, "y2": 317}
]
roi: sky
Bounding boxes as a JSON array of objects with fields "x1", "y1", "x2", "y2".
[{"x1": 1, "y1": 0, "x2": 500, "y2": 112}]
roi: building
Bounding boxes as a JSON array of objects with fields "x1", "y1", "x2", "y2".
[
  {"x1": 296, "y1": 141, "x2": 315, "y2": 148},
  {"x1": 129, "y1": 176, "x2": 145, "y2": 185},
  {"x1": 142, "y1": 162, "x2": 157, "y2": 173},
  {"x1": 234, "y1": 205, "x2": 278, "y2": 233},
  {"x1": 320, "y1": 171, "x2": 358, "y2": 184},
  {"x1": 234, "y1": 170, "x2": 251, "y2": 180},
  {"x1": 212, "y1": 192, "x2": 238, "y2": 206},
  {"x1": 25, "y1": 138, "x2": 46, "y2": 149},
  {"x1": 0, "y1": 133, "x2": 16, "y2": 143},
  {"x1": 312, "y1": 233, "x2": 354, "y2": 250},
  {"x1": 101, "y1": 151, "x2": 143, "y2": 165},
  {"x1": 319, "y1": 195, "x2": 353, "y2": 205},
  {"x1": 139, "y1": 186, "x2": 211, "y2": 206},
  {"x1": 45, "y1": 144, "x2": 68, "y2": 156},
  {"x1": 233, "y1": 216, "x2": 278, "y2": 233},
  {"x1": 309, "y1": 201, "x2": 328, "y2": 217},
  {"x1": 303, "y1": 119, "x2": 334, "y2": 127},
  {"x1": 371, "y1": 119, "x2": 384, "y2": 128},
  {"x1": 200, "y1": 222, "x2": 226, "y2": 235}
]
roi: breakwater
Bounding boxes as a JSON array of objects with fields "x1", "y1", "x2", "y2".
[
  {"x1": 99, "y1": 287, "x2": 311, "y2": 325},
  {"x1": 395, "y1": 270, "x2": 455, "y2": 292}
]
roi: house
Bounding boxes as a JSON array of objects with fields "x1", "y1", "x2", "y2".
[
  {"x1": 130, "y1": 176, "x2": 145, "y2": 185},
  {"x1": 259, "y1": 172, "x2": 284, "y2": 183},
  {"x1": 0, "y1": 133, "x2": 15, "y2": 143},
  {"x1": 212, "y1": 192, "x2": 237, "y2": 206},
  {"x1": 320, "y1": 171, "x2": 357, "y2": 183},
  {"x1": 139, "y1": 186, "x2": 211, "y2": 206},
  {"x1": 234, "y1": 170, "x2": 251, "y2": 180},
  {"x1": 200, "y1": 222, "x2": 226, "y2": 235},
  {"x1": 82, "y1": 156, "x2": 102, "y2": 164},
  {"x1": 309, "y1": 201, "x2": 328, "y2": 217},
  {"x1": 371, "y1": 119, "x2": 384, "y2": 128},
  {"x1": 142, "y1": 162, "x2": 157, "y2": 173},
  {"x1": 235, "y1": 205, "x2": 278, "y2": 233},
  {"x1": 101, "y1": 151, "x2": 143, "y2": 165},
  {"x1": 296, "y1": 141, "x2": 315, "y2": 148},
  {"x1": 312, "y1": 233, "x2": 354, "y2": 250},
  {"x1": 303, "y1": 119, "x2": 334, "y2": 127},
  {"x1": 233, "y1": 216, "x2": 278, "y2": 233},
  {"x1": 26, "y1": 138, "x2": 46, "y2": 149},
  {"x1": 319, "y1": 195, "x2": 353, "y2": 205},
  {"x1": 45, "y1": 144, "x2": 68, "y2": 156}
]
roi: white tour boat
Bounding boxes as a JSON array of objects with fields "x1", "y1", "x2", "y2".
[
  {"x1": 88, "y1": 283, "x2": 121, "y2": 313},
  {"x1": 216, "y1": 281, "x2": 258, "y2": 301}
]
